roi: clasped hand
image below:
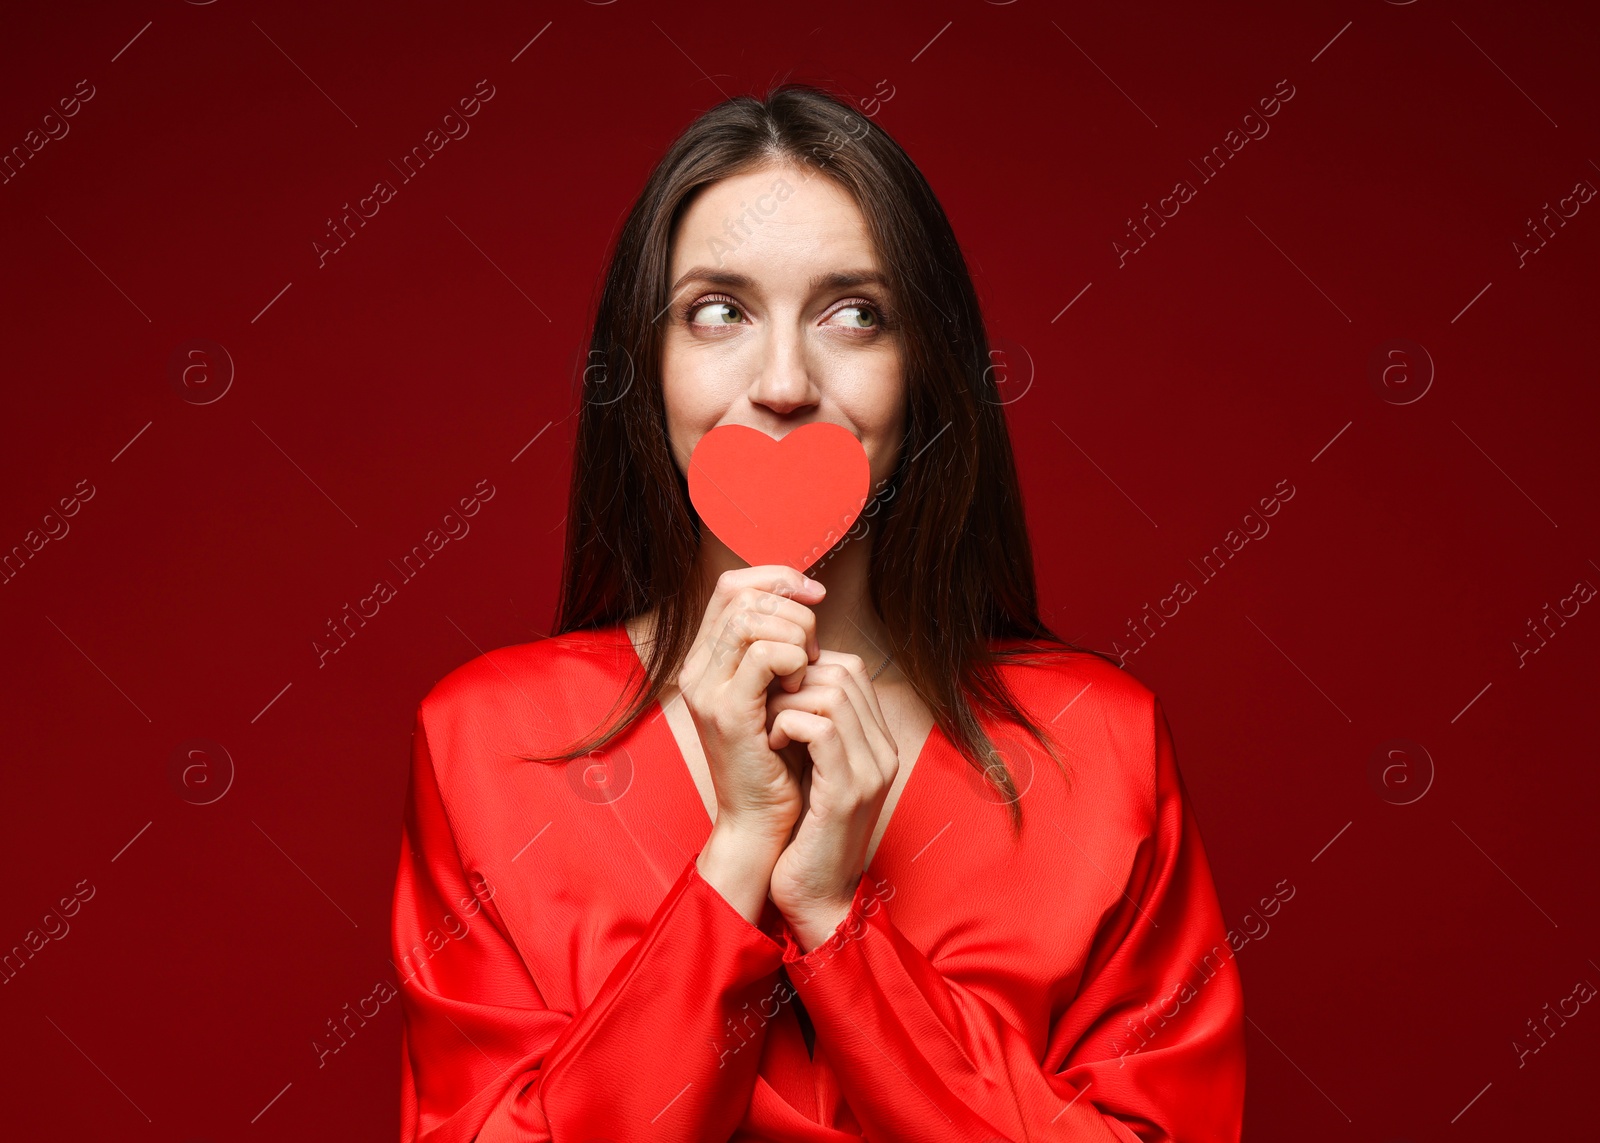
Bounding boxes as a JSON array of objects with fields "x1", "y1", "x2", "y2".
[{"x1": 677, "y1": 566, "x2": 900, "y2": 951}]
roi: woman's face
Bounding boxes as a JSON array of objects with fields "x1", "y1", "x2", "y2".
[{"x1": 659, "y1": 162, "x2": 906, "y2": 495}]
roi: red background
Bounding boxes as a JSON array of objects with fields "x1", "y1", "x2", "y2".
[{"x1": 2, "y1": 1, "x2": 1596, "y2": 1139}]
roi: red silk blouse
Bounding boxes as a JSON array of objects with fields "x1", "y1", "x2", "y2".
[{"x1": 391, "y1": 623, "x2": 1245, "y2": 1141}]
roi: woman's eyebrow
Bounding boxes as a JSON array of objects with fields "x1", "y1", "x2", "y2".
[
  {"x1": 667, "y1": 268, "x2": 890, "y2": 296},
  {"x1": 808, "y1": 271, "x2": 886, "y2": 292}
]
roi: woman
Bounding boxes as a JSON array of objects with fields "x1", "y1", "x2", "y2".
[{"x1": 392, "y1": 86, "x2": 1245, "y2": 1142}]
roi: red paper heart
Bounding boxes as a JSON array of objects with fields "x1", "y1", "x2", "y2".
[{"x1": 687, "y1": 422, "x2": 871, "y2": 572}]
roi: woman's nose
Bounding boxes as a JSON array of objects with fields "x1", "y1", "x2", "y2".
[{"x1": 747, "y1": 326, "x2": 819, "y2": 415}]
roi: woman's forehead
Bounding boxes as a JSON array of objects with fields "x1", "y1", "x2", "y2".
[{"x1": 669, "y1": 164, "x2": 878, "y2": 284}]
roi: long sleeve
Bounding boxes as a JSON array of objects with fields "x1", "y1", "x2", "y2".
[
  {"x1": 770, "y1": 696, "x2": 1246, "y2": 1142},
  {"x1": 392, "y1": 702, "x2": 791, "y2": 1143}
]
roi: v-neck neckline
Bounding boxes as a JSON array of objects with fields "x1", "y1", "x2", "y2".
[{"x1": 612, "y1": 622, "x2": 942, "y2": 882}]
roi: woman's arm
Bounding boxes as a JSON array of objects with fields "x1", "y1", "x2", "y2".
[
  {"x1": 393, "y1": 703, "x2": 788, "y2": 1143},
  {"x1": 769, "y1": 696, "x2": 1246, "y2": 1142}
]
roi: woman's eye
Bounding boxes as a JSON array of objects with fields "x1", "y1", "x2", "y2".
[
  {"x1": 827, "y1": 304, "x2": 878, "y2": 329},
  {"x1": 689, "y1": 301, "x2": 743, "y2": 325}
]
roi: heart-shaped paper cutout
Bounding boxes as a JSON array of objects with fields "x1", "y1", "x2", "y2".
[{"x1": 687, "y1": 422, "x2": 871, "y2": 572}]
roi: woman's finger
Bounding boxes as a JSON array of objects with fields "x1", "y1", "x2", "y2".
[
  {"x1": 703, "y1": 611, "x2": 809, "y2": 688},
  {"x1": 769, "y1": 680, "x2": 884, "y2": 795},
  {"x1": 730, "y1": 638, "x2": 810, "y2": 715},
  {"x1": 811, "y1": 649, "x2": 892, "y2": 741},
  {"x1": 768, "y1": 708, "x2": 844, "y2": 771},
  {"x1": 695, "y1": 566, "x2": 822, "y2": 664},
  {"x1": 772, "y1": 658, "x2": 896, "y2": 776}
]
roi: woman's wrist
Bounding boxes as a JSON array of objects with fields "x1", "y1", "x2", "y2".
[
  {"x1": 781, "y1": 896, "x2": 855, "y2": 954},
  {"x1": 695, "y1": 819, "x2": 789, "y2": 925}
]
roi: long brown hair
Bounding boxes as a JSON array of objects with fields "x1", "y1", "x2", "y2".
[{"x1": 526, "y1": 84, "x2": 1121, "y2": 834}]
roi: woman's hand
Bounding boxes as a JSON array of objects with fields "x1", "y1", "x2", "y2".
[
  {"x1": 764, "y1": 650, "x2": 900, "y2": 949},
  {"x1": 678, "y1": 566, "x2": 825, "y2": 843}
]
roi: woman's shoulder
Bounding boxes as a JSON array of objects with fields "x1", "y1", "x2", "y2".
[
  {"x1": 991, "y1": 638, "x2": 1155, "y2": 721},
  {"x1": 415, "y1": 622, "x2": 637, "y2": 754},
  {"x1": 990, "y1": 639, "x2": 1164, "y2": 802}
]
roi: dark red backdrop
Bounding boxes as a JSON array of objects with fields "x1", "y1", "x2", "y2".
[{"x1": 2, "y1": 1, "x2": 1596, "y2": 1139}]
